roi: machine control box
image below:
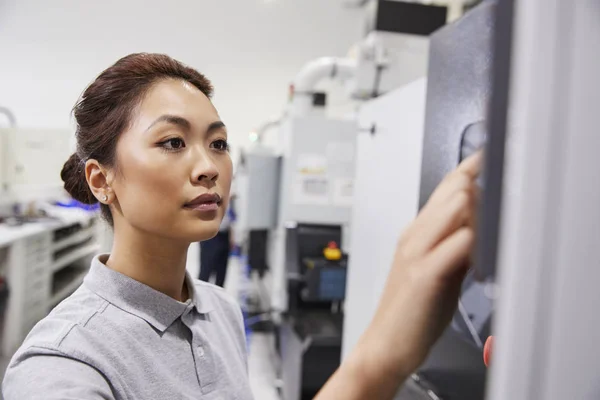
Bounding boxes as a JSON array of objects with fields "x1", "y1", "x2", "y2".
[{"x1": 302, "y1": 257, "x2": 348, "y2": 302}]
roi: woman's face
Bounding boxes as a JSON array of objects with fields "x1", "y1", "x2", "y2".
[{"x1": 108, "y1": 79, "x2": 232, "y2": 242}]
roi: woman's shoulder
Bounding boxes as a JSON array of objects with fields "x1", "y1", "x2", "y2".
[
  {"x1": 19, "y1": 285, "x2": 107, "y2": 351},
  {"x1": 4, "y1": 284, "x2": 110, "y2": 386}
]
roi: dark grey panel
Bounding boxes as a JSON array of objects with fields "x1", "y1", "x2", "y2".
[
  {"x1": 416, "y1": 2, "x2": 497, "y2": 399},
  {"x1": 475, "y1": 0, "x2": 515, "y2": 282},
  {"x1": 418, "y1": 329, "x2": 488, "y2": 399},
  {"x1": 419, "y1": 1, "x2": 495, "y2": 209}
]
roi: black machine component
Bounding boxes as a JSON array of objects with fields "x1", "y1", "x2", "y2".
[
  {"x1": 247, "y1": 229, "x2": 269, "y2": 278},
  {"x1": 302, "y1": 257, "x2": 348, "y2": 302},
  {"x1": 285, "y1": 223, "x2": 345, "y2": 311},
  {"x1": 312, "y1": 92, "x2": 327, "y2": 107},
  {"x1": 280, "y1": 313, "x2": 344, "y2": 400},
  {"x1": 415, "y1": 1, "x2": 505, "y2": 399},
  {"x1": 366, "y1": 0, "x2": 448, "y2": 36},
  {"x1": 285, "y1": 224, "x2": 342, "y2": 278},
  {"x1": 0, "y1": 276, "x2": 9, "y2": 350},
  {"x1": 281, "y1": 223, "x2": 347, "y2": 400}
]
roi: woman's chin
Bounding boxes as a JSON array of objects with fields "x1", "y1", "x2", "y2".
[
  {"x1": 187, "y1": 226, "x2": 220, "y2": 243},
  {"x1": 174, "y1": 215, "x2": 223, "y2": 242}
]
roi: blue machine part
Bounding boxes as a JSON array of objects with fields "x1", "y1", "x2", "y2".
[{"x1": 318, "y1": 268, "x2": 347, "y2": 301}]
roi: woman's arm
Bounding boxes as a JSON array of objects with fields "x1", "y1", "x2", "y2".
[
  {"x1": 316, "y1": 152, "x2": 482, "y2": 400},
  {"x1": 315, "y1": 345, "x2": 411, "y2": 400}
]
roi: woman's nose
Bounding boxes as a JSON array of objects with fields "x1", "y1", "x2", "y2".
[{"x1": 192, "y1": 152, "x2": 219, "y2": 183}]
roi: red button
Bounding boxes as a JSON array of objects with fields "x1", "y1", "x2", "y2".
[{"x1": 483, "y1": 336, "x2": 494, "y2": 367}]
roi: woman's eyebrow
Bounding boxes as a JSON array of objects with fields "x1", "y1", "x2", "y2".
[
  {"x1": 146, "y1": 114, "x2": 191, "y2": 132},
  {"x1": 207, "y1": 121, "x2": 226, "y2": 135}
]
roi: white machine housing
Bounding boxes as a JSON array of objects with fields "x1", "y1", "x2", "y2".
[
  {"x1": 266, "y1": 116, "x2": 359, "y2": 312},
  {"x1": 278, "y1": 116, "x2": 357, "y2": 226},
  {"x1": 236, "y1": 115, "x2": 359, "y2": 312},
  {"x1": 0, "y1": 128, "x2": 72, "y2": 205},
  {"x1": 235, "y1": 145, "x2": 281, "y2": 233},
  {"x1": 347, "y1": 31, "x2": 430, "y2": 100}
]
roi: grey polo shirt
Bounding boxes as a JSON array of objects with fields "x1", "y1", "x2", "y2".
[{"x1": 3, "y1": 255, "x2": 253, "y2": 400}]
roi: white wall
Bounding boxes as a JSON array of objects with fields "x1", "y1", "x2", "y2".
[{"x1": 0, "y1": 0, "x2": 363, "y2": 152}]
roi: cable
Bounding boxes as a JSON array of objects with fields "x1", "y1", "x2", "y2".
[{"x1": 457, "y1": 299, "x2": 484, "y2": 348}]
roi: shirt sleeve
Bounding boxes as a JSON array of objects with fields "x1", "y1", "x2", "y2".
[{"x1": 3, "y1": 351, "x2": 114, "y2": 400}]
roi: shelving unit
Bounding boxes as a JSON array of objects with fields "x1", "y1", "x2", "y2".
[
  {"x1": 48, "y1": 219, "x2": 98, "y2": 310},
  {"x1": 51, "y1": 225, "x2": 96, "y2": 253},
  {"x1": 0, "y1": 211, "x2": 100, "y2": 356},
  {"x1": 49, "y1": 267, "x2": 88, "y2": 308},
  {"x1": 51, "y1": 243, "x2": 98, "y2": 273}
]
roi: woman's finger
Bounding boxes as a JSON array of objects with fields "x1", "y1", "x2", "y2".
[
  {"x1": 457, "y1": 150, "x2": 484, "y2": 178},
  {"x1": 402, "y1": 187, "x2": 474, "y2": 259},
  {"x1": 427, "y1": 173, "x2": 474, "y2": 211},
  {"x1": 425, "y1": 151, "x2": 483, "y2": 208},
  {"x1": 425, "y1": 226, "x2": 475, "y2": 280},
  {"x1": 397, "y1": 151, "x2": 483, "y2": 259}
]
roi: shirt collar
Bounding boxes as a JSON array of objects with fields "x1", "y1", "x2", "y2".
[{"x1": 84, "y1": 255, "x2": 213, "y2": 332}]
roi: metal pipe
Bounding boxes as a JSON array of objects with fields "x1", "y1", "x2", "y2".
[
  {"x1": 293, "y1": 57, "x2": 357, "y2": 93},
  {"x1": 254, "y1": 117, "x2": 281, "y2": 143},
  {"x1": 290, "y1": 57, "x2": 357, "y2": 116},
  {"x1": 0, "y1": 107, "x2": 16, "y2": 128}
]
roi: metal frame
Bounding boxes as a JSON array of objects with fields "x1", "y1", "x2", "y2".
[{"x1": 488, "y1": 0, "x2": 600, "y2": 399}]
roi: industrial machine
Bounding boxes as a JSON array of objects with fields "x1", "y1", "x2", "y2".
[
  {"x1": 346, "y1": 2, "x2": 500, "y2": 398},
  {"x1": 234, "y1": 2, "x2": 451, "y2": 398},
  {"x1": 0, "y1": 126, "x2": 72, "y2": 208},
  {"x1": 280, "y1": 223, "x2": 347, "y2": 400},
  {"x1": 239, "y1": 106, "x2": 358, "y2": 400},
  {"x1": 347, "y1": 0, "x2": 600, "y2": 399}
]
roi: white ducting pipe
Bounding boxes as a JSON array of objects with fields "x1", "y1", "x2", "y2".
[
  {"x1": 248, "y1": 115, "x2": 283, "y2": 150},
  {"x1": 255, "y1": 117, "x2": 282, "y2": 142},
  {"x1": 290, "y1": 57, "x2": 358, "y2": 116},
  {"x1": 0, "y1": 107, "x2": 16, "y2": 128}
]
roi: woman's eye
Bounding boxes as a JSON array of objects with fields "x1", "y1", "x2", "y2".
[
  {"x1": 161, "y1": 138, "x2": 185, "y2": 151},
  {"x1": 211, "y1": 139, "x2": 229, "y2": 152}
]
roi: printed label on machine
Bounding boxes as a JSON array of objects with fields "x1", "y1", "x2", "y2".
[{"x1": 292, "y1": 154, "x2": 330, "y2": 205}]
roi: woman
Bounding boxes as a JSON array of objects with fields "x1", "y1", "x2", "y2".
[{"x1": 2, "y1": 53, "x2": 480, "y2": 400}]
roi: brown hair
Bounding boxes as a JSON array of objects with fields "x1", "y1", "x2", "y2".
[{"x1": 61, "y1": 53, "x2": 213, "y2": 225}]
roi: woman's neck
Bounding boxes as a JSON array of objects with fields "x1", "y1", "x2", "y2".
[{"x1": 106, "y1": 222, "x2": 191, "y2": 302}]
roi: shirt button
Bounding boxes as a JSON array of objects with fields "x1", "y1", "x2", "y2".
[{"x1": 197, "y1": 345, "x2": 205, "y2": 357}]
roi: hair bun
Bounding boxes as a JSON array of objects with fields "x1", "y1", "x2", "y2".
[{"x1": 61, "y1": 153, "x2": 97, "y2": 205}]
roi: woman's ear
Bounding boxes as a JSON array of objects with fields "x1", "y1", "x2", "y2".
[{"x1": 85, "y1": 159, "x2": 113, "y2": 204}]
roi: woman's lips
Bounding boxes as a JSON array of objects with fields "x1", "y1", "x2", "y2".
[
  {"x1": 183, "y1": 193, "x2": 221, "y2": 212},
  {"x1": 184, "y1": 202, "x2": 219, "y2": 212}
]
